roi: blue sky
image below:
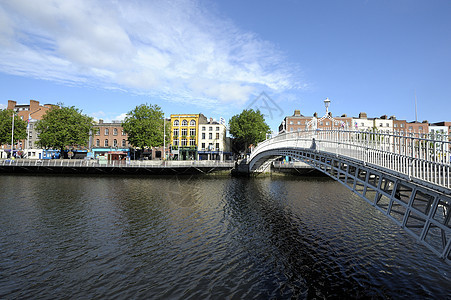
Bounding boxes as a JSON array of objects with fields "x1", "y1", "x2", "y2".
[{"x1": 0, "y1": 0, "x2": 450, "y2": 131}]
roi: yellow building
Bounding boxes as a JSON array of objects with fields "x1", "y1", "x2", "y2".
[{"x1": 170, "y1": 114, "x2": 207, "y2": 160}]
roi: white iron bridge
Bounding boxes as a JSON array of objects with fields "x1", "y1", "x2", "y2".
[{"x1": 247, "y1": 129, "x2": 451, "y2": 263}]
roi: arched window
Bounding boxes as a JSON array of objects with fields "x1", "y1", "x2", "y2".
[
  {"x1": 104, "y1": 139, "x2": 109, "y2": 147},
  {"x1": 113, "y1": 139, "x2": 117, "y2": 147},
  {"x1": 181, "y1": 119, "x2": 188, "y2": 126},
  {"x1": 173, "y1": 120, "x2": 179, "y2": 126},
  {"x1": 96, "y1": 139, "x2": 100, "y2": 147},
  {"x1": 189, "y1": 120, "x2": 196, "y2": 126},
  {"x1": 113, "y1": 128, "x2": 118, "y2": 135},
  {"x1": 122, "y1": 139, "x2": 126, "y2": 147}
]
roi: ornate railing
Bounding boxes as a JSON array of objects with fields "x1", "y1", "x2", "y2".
[{"x1": 250, "y1": 129, "x2": 451, "y2": 190}]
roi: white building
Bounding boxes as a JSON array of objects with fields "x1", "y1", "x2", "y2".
[{"x1": 197, "y1": 118, "x2": 232, "y2": 160}]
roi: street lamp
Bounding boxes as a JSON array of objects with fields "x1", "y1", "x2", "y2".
[{"x1": 324, "y1": 97, "x2": 331, "y2": 115}]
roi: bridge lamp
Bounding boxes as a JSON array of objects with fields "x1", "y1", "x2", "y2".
[{"x1": 324, "y1": 98, "x2": 331, "y2": 115}]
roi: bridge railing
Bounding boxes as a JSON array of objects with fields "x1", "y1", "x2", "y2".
[{"x1": 251, "y1": 129, "x2": 451, "y2": 189}]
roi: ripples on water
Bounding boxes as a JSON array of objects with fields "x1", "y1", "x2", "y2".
[{"x1": 0, "y1": 175, "x2": 449, "y2": 299}]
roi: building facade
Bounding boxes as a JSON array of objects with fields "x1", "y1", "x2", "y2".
[
  {"x1": 197, "y1": 118, "x2": 231, "y2": 160},
  {"x1": 91, "y1": 119, "x2": 130, "y2": 158},
  {"x1": 279, "y1": 110, "x2": 352, "y2": 133},
  {"x1": 170, "y1": 114, "x2": 207, "y2": 160},
  {"x1": 3, "y1": 100, "x2": 57, "y2": 155}
]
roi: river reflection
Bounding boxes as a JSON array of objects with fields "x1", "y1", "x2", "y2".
[{"x1": 0, "y1": 174, "x2": 449, "y2": 299}]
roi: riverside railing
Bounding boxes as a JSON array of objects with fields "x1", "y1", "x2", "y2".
[
  {"x1": 251, "y1": 129, "x2": 451, "y2": 190},
  {"x1": 0, "y1": 159, "x2": 235, "y2": 169}
]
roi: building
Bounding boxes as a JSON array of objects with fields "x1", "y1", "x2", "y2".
[
  {"x1": 2, "y1": 100, "x2": 57, "y2": 155},
  {"x1": 91, "y1": 119, "x2": 130, "y2": 158},
  {"x1": 170, "y1": 113, "x2": 207, "y2": 160},
  {"x1": 198, "y1": 118, "x2": 232, "y2": 160},
  {"x1": 279, "y1": 109, "x2": 352, "y2": 133}
]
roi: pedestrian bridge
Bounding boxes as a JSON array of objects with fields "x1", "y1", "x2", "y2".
[{"x1": 248, "y1": 129, "x2": 451, "y2": 263}]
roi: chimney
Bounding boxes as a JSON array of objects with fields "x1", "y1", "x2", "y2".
[
  {"x1": 294, "y1": 110, "x2": 301, "y2": 117},
  {"x1": 422, "y1": 120, "x2": 428, "y2": 123},
  {"x1": 30, "y1": 100, "x2": 40, "y2": 112},
  {"x1": 359, "y1": 112, "x2": 367, "y2": 119},
  {"x1": 389, "y1": 115, "x2": 396, "y2": 120},
  {"x1": 380, "y1": 115, "x2": 387, "y2": 119},
  {"x1": 7, "y1": 100, "x2": 16, "y2": 110},
  {"x1": 209, "y1": 117, "x2": 213, "y2": 123},
  {"x1": 341, "y1": 114, "x2": 347, "y2": 117},
  {"x1": 313, "y1": 112, "x2": 318, "y2": 118},
  {"x1": 99, "y1": 119, "x2": 104, "y2": 124}
]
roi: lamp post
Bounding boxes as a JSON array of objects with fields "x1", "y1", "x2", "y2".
[{"x1": 324, "y1": 97, "x2": 331, "y2": 115}]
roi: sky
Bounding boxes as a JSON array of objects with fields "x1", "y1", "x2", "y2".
[{"x1": 0, "y1": 0, "x2": 450, "y2": 131}]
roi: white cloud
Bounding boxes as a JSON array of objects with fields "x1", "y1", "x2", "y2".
[{"x1": 0, "y1": 0, "x2": 302, "y2": 108}]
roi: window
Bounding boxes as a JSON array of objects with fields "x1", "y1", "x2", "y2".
[
  {"x1": 216, "y1": 127, "x2": 219, "y2": 131},
  {"x1": 216, "y1": 143, "x2": 219, "y2": 150},
  {"x1": 202, "y1": 143, "x2": 205, "y2": 149},
  {"x1": 400, "y1": 124, "x2": 404, "y2": 128},
  {"x1": 209, "y1": 127, "x2": 213, "y2": 131},
  {"x1": 96, "y1": 139, "x2": 100, "y2": 147},
  {"x1": 419, "y1": 126, "x2": 423, "y2": 131},
  {"x1": 289, "y1": 121, "x2": 293, "y2": 125},
  {"x1": 202, "y1": 126, "x2": 206, "y2": 131},
  {"x1": 394, "y1": 124, "x2": 398, "y2": 128},
  {"x1": 181, "y1": 128, "x2": 187, "y2": 136},
  {"x1": 361, "y1": 123, "x2": 364, "y2": 127},
  {"x1": 173, "y1": 120, "x2": 179, "y2": 126},
  {"x1": 122, "y1": 130, "x2": 126, "y2": 136},
  {"x1": 190, "y1": 120, "x2": 196, "y2": 126},
  {"x1": 189, "y1": 139, "x2": 195, "y2": 146},
  {"x1": 173, "y1": 140, "x2": 179, "y2": 146},
  {"x1": 379, "y1": 123, "x2": 383, "y2": 127},
  {"x1": 290, "y1": 128, "x2": 293, "y2": 132},
  {"x1": 95, "y1": 128, "x2": 100, "y2": 135},
  {"x1": 209, "y1": 143, "x2": 213, "y2": 150},
  {"x1": 386, "y1": 123, "x2": 389, "y2": 127},
  {"x1": 202, "y1": 133, "x2": 205, "y2": 139},
  {"x1": 209, "y1": 133, "x2": 212, "y2": 139},
  {"x1": 105, "y1": 128, "x2": 109, "y2": 135},
  {"x1": 29, "y1": 124, "x2": 33, "y2": 129},
  {"x1": 297, "y1": 121, "x2": 301, "y2": 125},
  {"x1": 190, "y1": 128, "x2": 196, "y2": 136},
  {"x1": 181, "y1": 138, "x2": 187, "y2": 146},
  {"x1": 104, "y1": 139, "x2": 109, "y2": 147},
  {"x1": 182, "y1": 119, "x2": 188, "y2": 126},
  {"x1": 325, "y1": 122, "x2": 329, "y2": 126},
  {"x1": 320, "y1": 121, "x2": 323, "y2": 126},
  {"x1": 216, "y1": 133, "x2": 219, "y2": 139},
  {"x1": 113, "y1": 139, "x2": 117, "y2": 147},
  {"x1": 173, "y1": 128, "x2": 179, "y2": 136},
  {"x1": 122, "y1": 139, "x2": 126, "y2": 147},
  {"x1": 409, "y1": 126, "x2": 413, "y2": 130},
  {"x1": 113, "y1": 128, "x2": 118, "y2": 135}
]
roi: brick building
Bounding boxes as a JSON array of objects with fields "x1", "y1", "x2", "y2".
[{"x1": 2, "y1": 100, "x2": 57, "y2": 151}]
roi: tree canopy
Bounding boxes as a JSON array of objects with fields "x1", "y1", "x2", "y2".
[
  {"x1": 122, "y1": 104, "x2": 169, "y2": 149},
  {"x1": 36, "y1": 105, "x2": 93, "y2": 152},
  {"x1": 229, "y1": 109, "x2": 271, "y2": 153},
  {"x1": 0, "y1": 109, "x2": 27, "y2": 146}
]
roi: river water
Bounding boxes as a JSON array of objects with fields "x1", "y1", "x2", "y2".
[{"x1": 0, "y1": 174, "x2": 449, "y2": 299}]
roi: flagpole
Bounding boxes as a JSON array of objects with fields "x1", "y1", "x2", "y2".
[{"x1": 11, "y1": 112, "x2": 14, "y2": 158}]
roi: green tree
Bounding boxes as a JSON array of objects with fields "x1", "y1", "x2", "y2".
[
  {"x1": 36, "y1": 106, "x2": 94, "y2": 154},
  {"x1": 122, "y1": 104, "x2": 169, "y2": 150},
  {"x1": 0, "y1": 109, "x2": 27, "y2": 146},
  {"x1": 229, "y1": 109, "x2": 271, "y2": 153}
]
